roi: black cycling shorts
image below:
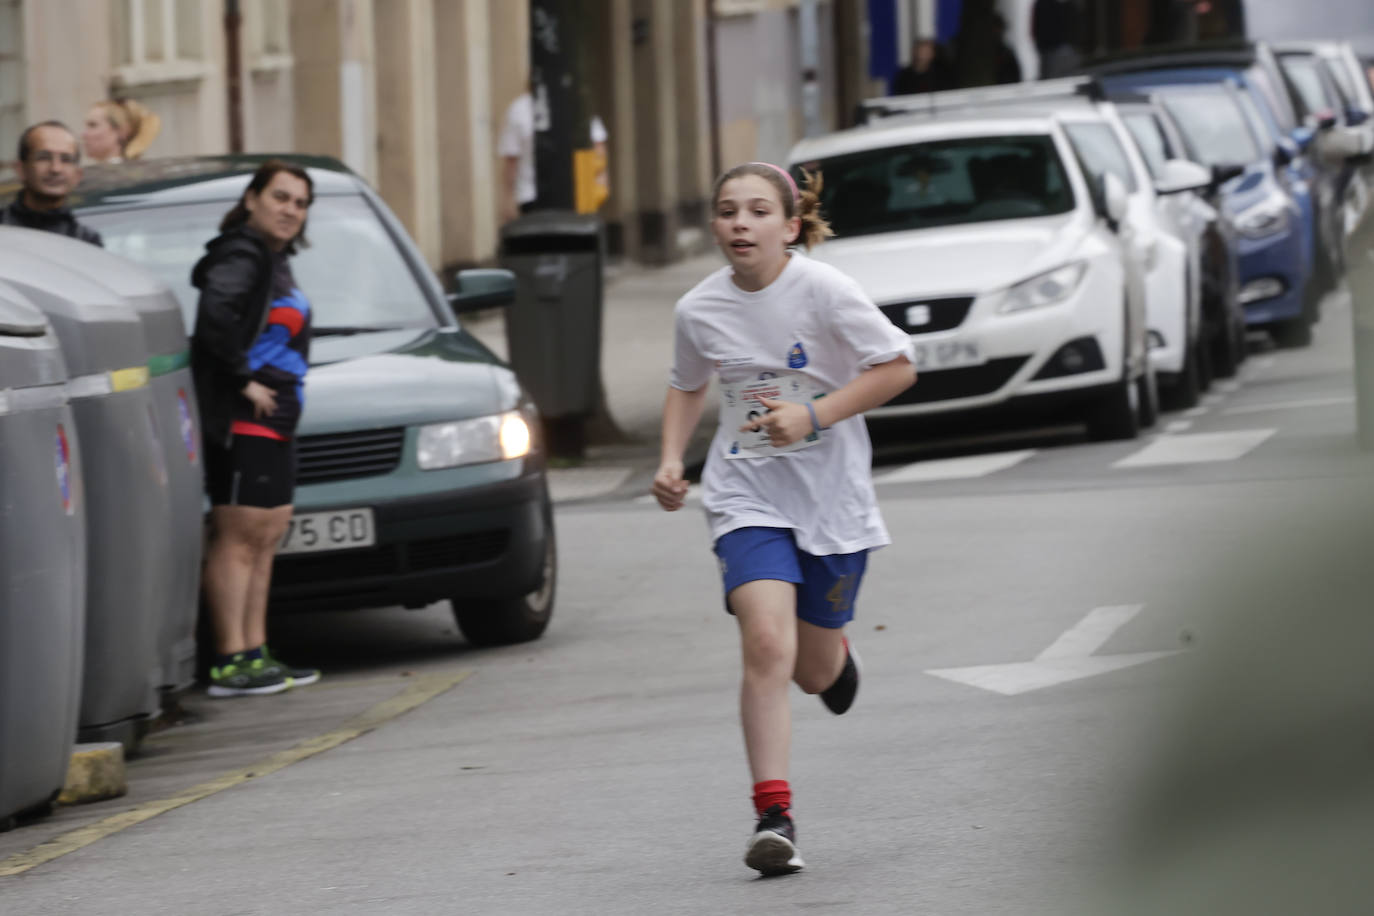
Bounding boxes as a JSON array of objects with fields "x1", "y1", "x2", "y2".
[{"x1": 205, "y1": 435, "x2": 297, "y2": 509}]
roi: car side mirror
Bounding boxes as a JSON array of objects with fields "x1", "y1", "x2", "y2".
[
  {"x1": 1211, "y1": 162, "x2": 1247, "y2": 187},
  {"x1": 1274, "y1": 137, "x2": 1300, "y2": 167},
  {"x1": 1102, "y1": 173, "x2": 1130, "y2": 226},
  {"x1": 447, "y1": 268, "x2": 517, "y2": 313},
  {"x1": 1155, "y1": 159, "x2": 1212, "y2": 195}
]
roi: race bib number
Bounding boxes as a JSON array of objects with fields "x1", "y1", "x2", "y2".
[{"x1": 720, "y1": 372, "x2": 827, "y2": 459}]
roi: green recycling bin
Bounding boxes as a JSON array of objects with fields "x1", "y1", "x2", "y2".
[
  {"x1": 0, "y1": 280, "x2": 85, "y2": 824},
  {"x1": 0, "y1": 234, "x2": 172, "y2": 751},
  {"x1": 2, "y1": 229, "x2": 203, "y2": 695}
]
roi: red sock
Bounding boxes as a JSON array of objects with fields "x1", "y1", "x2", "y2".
[{"x1": 752, "y1": 779, "x2": 791, "y2": 816}]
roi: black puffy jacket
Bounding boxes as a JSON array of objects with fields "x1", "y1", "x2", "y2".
[
  {"x1": 190, "y1": 226, "x2": 275, "y2": 449},
  {"x1": 0, "y1": 196, "x2": 103, "y2": 246}
]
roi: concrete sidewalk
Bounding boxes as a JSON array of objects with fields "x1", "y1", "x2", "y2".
[{"x1": 464, "y1": 252, "x2": 727, "y2": 504}]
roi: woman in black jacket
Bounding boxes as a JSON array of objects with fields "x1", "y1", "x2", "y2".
[{"x1": 192, "y1": 159, "x2": 320, "y2": 698}]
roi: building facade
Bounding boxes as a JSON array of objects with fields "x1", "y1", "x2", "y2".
[{"x1": 5, "y1": 0, "x2": 872, "y2": 270}]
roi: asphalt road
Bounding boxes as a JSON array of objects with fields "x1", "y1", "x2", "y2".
[{"x1": 3, "y1": 294, "x2": 1372, "y2": 915}]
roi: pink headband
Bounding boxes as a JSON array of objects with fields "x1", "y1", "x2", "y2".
[{"x1": 750, "y1": 162, "x2": 800, "y2": 203}]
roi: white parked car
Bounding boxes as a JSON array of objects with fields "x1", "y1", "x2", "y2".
[
  {"x1": 1051, "y1": 94, "x2": 1216, "y2": 409},
  {"x1": 788, "y1": 97, "x2": 1155, "y2": 440}
]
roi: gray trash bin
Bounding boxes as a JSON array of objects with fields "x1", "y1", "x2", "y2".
[
  {"x1": 0, "y1": 239, "x2": 173, "y2": 751},
  {"x1": 1, "y1": 229, "x2": 203, "y2": 695},
  {"x1": 0, "y1": 281, "x2": 86, "y2": 824},
  {"x1": 499, "y1": 212, "x2": 604, "y2": 424}
]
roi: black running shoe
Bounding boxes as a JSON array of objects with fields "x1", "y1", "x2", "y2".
[
  {"x1": 262, "y1": 645, "x2": 320, "y2": 687},
  {"x1": 820, "y1": 641, "x2": 860, "y2": 715},
  {"x1": 745, "y1": 804, "x2": 805, "y2": 875}
]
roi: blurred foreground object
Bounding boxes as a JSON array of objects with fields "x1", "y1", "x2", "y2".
[
  {"x1": 1350, "y1": 179, "x2": 1374, "y2": 450},
  {"x1": 1099, "y1": 485, "x2": 1374, "y2": 914}
]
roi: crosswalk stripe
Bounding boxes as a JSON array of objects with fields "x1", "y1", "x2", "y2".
[
  {"x1": 874, "y1": 449, "x2": 1038, "y2": 484},
  {"x1": 1223, "y1": 395, "x2": 1354, "y2": 416},
  {"x1": 1112, "y1": 429, "x2": 1276, "y2": 469}
]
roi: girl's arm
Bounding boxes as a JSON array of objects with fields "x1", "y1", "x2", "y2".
[
  {"x1": 747, "y1": 356, "x2": 915, "y2": 448},
  {"x1": 653, "y1": 384, "x2": 709, "y2": 511}
]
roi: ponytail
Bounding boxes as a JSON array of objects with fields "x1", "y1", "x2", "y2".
[
  {"x1": 794, "y1": 168, "x2": 833, "y2": 250},
  {"x1": 118, "y1": 99, "x2": 161, "y2": 160}
]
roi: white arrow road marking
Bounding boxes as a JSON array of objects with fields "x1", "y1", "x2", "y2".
[
  {"x1": 874, "y1": 449, "x2": 1037, "y2": 484},
  {"x1": 1112, "y1": 429, "x2": 1275, "y2": 468},
  {"x1": 926, "y1": 604, "x2": 1181, "y2": 696}
]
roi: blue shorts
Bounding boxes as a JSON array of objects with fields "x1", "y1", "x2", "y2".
[{"x1": 713, "y1": 527, "x2": 868, "y2": 629}]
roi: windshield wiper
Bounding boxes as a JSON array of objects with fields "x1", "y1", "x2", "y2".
[{"x1": 312, "y1": 325, "x2": 410, "y2": 337}]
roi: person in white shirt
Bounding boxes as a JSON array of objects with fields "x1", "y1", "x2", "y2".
[
  {"x1": 498, "y1": 87, "x2": 608, "y2": 222},
  {"x1": 652, "y1": 162, "x2": 916, "y2": 876}
]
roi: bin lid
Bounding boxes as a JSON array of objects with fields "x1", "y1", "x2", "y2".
[
  {"x1": 0, "y1": 248, "x2": 148, "y2": 377},
  {"x1": 0, "y1": 227, "x2": 188, "y2": 355},
  {"x1": 0, "y1": 289, "x2": 49, "y2": 337},
  {"x1": 500, "y1": 210, "x2": 602, "y2": 240},
  {"x1": 0, "y1": 280, "x2": 68, "y2": 391}
]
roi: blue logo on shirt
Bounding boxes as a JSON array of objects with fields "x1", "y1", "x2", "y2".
[{"x1": 788, "y1": 342, "x2": 808, "y2": 369}]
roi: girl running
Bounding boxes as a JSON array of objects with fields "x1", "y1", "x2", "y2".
[{"x1": 652, "y1": 162, "x2": 916, "y2": 875}]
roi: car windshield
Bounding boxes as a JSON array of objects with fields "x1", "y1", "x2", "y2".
[
  {"x1": 1324, "y1": 57, "x2": 1362, "y2": 107},
  {"x1": 1162, "y1": 92, "x2": 1262, "y2": 166},
  {"x1": 82, "y1": 195, "x2": 441, "y2": 332},
  {"x1": 1063, "y1": 122, "x2": 1139, "y2": 192},
  {"x1": 1122, "y1": 113, "x2": 1171, "y2": 180},
  {"x1": 800, "y1": 135, "x2": 1074, "y2": 238},
  {"x1": 1282, "y1": 56, "x2": 1333, "y2": 115}
]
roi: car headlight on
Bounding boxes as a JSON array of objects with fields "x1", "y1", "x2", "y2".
[
  {"x1": 417, "y1": 411, "x2": 532, "y2": 470},
  {"x1": 1235, "y1": 197, "x2": 1291, "y2": 239},
  {"x1": 998, "y1": 262, "x2": 1088, "y2": 314}
]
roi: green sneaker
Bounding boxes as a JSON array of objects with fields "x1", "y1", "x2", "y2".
[
  {"x1": 263, "y1": 646, "x2": 321, "y2": 687},
  {"x1": 207, "y1": 655, "x2": 290, "y2": 697}
]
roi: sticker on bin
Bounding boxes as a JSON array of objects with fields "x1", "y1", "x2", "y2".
[
  {"x1": 176, "y1": 388, "x2": 197, "y2": 463},
  {"x1": 55, "y1": 423, "x2": 73, "y2": 515},
  {"x1": 277, "y1": 508, "x2": 376, "y2": 555}
]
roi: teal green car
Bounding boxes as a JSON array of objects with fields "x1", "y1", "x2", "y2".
[{"x1": 74, "y1": 155, "x2": 556, "y2": 646}]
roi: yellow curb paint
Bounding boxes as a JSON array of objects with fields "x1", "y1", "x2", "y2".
[{"x1": 0, "y1": 670, "x2": 471, "y2": 878}]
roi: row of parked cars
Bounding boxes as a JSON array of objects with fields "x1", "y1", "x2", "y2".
[{"x1": 788, "y1": 40, "x2": 1374, "y2": 439}]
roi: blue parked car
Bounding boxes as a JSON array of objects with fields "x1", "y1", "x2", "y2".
[{"x1": 1087, "y1": 47, "x2": 1324, "y2": 346}]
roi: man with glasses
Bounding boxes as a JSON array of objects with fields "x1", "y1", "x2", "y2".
[{"x1": 1, "y1": 121, "x2": 103, "y2": 246}]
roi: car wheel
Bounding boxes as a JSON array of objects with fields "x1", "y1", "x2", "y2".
[
  {"x1": 1136, "y1": 360, "x2": 1159, "y2": 430},
  {"x1": 1209, "y1": 315, "x2": 1241, "y2": 379},
  {"x1": 1272, "y1": 316, "x2": 1313, "y2": 349},
  {"x1": 452, "y1": 510, "x2": 557, "y2": 647},
  {"x1": 1086, "y1": 366, "x2": 1141, "y2": 442},
  {"x1": 1160, "y1": 340, "x2": 1202, "y2": 411}
]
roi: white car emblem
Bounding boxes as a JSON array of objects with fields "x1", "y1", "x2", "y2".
[{"x1": 905, "y1": 304, "x2": 932, "y2": 327}]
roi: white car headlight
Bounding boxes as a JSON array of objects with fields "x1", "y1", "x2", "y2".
[
  {"x1": 998, "y1": 262, "x2": 1088, "y2": 314},
  {"x1": 1235, "y1": 197, "x2": 1291, "y2": 239},
  {"x1": 417, "y1": 411, "x2": 532, "y2": 470}
]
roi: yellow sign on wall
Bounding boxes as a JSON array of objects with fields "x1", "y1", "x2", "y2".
[{"x1": 574, "y1": 148, "x2": 608, "y2": 215}]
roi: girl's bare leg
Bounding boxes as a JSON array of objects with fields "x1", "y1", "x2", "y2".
[
  {"x1": 793, "y1": 619, "x2": 848, "y2": 694},
  {"x1": 242, "y1": 504, "x2": 293, "y2": 649},
  {"x1": 732, "y1": 579, "x2": 799, "y2": 783}
]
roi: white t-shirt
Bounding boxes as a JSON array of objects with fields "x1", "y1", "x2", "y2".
[
  {"x1": 670, "y1": 254, "x2": 914, "y2": 556},
  {"x1": 499, "y1": 92, "x2": 608, "y2": 206}
]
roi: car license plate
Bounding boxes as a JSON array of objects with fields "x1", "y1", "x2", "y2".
[
  {"x1": 277, "y1": 508, "x2": 376, "y2": 555},
  {"x1": 911, "y1": 336, "x2": 985, "y2": 372}
]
